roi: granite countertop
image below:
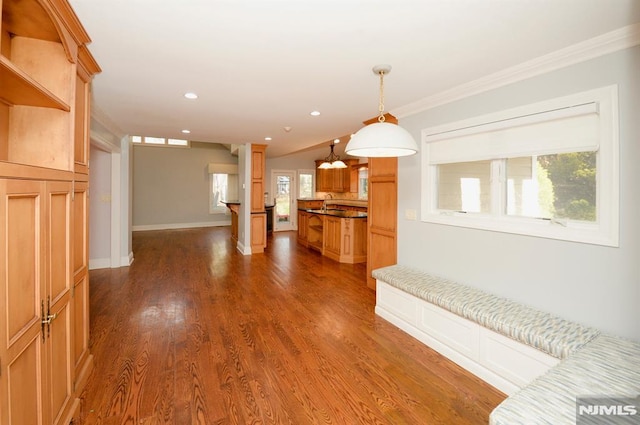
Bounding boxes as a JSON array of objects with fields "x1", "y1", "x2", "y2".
[
  {"x1": 305, "y1": 209, "x2": 367, "y2": 219},
  {"x1": 223, "y1": 201, "x2": 274, "y2": 208},
  {"x1": 297, "y1": 198, "x2": 368, "y2": 207}
]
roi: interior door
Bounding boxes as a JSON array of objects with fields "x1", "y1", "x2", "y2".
[{"x1": 271, "y1": 170, "x2": 296, "y2": 232}]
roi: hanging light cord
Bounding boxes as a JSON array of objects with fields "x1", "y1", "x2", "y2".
[{"x1": 378, "y1": 70, "x2": 386, "y2": 123}]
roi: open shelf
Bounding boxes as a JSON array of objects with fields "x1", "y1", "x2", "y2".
[{"x1": 0, "y1": 55, "x2": 70, "y2": 110}]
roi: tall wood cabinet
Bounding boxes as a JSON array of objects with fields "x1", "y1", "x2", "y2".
[
  {"x1": 0, "y1": 0, "x2": 100, "y2": 424},
  {"x1": 366, "y1": 157, "x2": 398, "y2": 289},
  {"x1": 364, "y1": 114, "x2": 399, "y2": 290},
  {"x1": 250, "y1": 144, "x2": 267, "y2": 253}
]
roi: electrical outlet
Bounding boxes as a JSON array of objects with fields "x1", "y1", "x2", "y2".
[{"x1": 405, "y1": 209, "x2": 417, "y2": 220}]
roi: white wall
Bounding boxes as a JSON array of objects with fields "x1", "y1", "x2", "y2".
[
  {"x1": 132, "y1": 142, "x2": 238, "y2": 230},
  {"x1": 395, "y1": 46, "x2": 640, "y2": 341},
  {"x1": 89, "y1": 146, "x2": 112, "y2": 268},
  {"x1": 88, "y1": 110, "x2": 132, "y2": 269}
]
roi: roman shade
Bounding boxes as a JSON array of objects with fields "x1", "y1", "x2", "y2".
[
  {"x1": 425, "y1": 102, "x2": 599, "y2": 164},
  {"x1": 208, "y1": 163, "x2": 238, "y2": 174}
]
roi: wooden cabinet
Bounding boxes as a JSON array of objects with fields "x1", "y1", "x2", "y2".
[
  {"x1": 323, "y1": 216, "x2": 367, "y2": 264},
  {"x1": 300, "y1": 210, "x2": 368, "y2": 264},
  {"x1": 0, "y1": 180, "x2": 75, "y2": 425},
  {"x1": 297, "y1": 199, "x2": 324, "y2": 210},
  {"x1": 297, "y1": 200, "x2": 323, "y2": 246},
  {"x1": 0, "y1": 0, "x2": 99, "y2": 423},
  {"x1": 315, "y1": 159, "x2": 358, "y2": 192},
  {"x1": 307, "y1": 214, "x2": 324, "y2": 252},
  {"x1": 297, "y1": 209, "x2": 309, "y2": 246},
  {"x1": 72, "y1": 180, "x2": 92, "y2": 392},
  {"x1": 366, "y1": 157, "x2": 398, "y2": 290},
  {"x1": 323, "y1": 216, "x2": 342, "y2": 257},
  {"x1": 250, "y1": 144, "x2": 267, "y2": 253},
  {"x1": 75, "y1": 47, "x2": 99, "y2": 175}
]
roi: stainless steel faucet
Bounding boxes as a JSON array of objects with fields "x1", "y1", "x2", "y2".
[{"x1": 323, "y1": 194, "x2": 333, "y2": 211}]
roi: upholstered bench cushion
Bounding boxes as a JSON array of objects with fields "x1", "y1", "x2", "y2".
[
  {"x1": 489, "y1": 334, "x2": 640, "y2": 425},
  {"x1": 372, "y1": 265, "x2": 600, "y2": 359}
]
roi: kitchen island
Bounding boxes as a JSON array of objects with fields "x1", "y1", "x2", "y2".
[
  {"x1": 223, "y1": 201, "x2": 274, "y2": 243},
  {"x1": 298, "y1": 208, "x2": 368, "y2": 264}
]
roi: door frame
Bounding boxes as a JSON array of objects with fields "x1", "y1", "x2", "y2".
[{"x1": 270, "y1": 170, "x2": 297, "y2": 232}]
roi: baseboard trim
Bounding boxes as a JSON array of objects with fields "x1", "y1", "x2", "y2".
[
  {"x1": 89, "y1": 258, "x2": 110, "y2": 270},
  {"x1": 132, "y1": 221, "x2": 231, "y2": 231}
]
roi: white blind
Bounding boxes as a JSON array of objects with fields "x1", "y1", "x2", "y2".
[
  {"x1": 208, "y1": 163, "x2": 238, "y2": 174},
  {"x1": 425, "y1": 102, "x2": 599, "y2": 164}
]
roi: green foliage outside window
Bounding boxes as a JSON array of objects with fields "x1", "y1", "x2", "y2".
[{"x1": 538, "y1": 152, "x2": 596, "y2": 222}]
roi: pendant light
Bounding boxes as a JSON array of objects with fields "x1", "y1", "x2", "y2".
[
  {"x1": 345, "y1": 65, "x2": 418, "y2": 157},
  {"x1": 318, "y1": 140, "x2": 347, "y2": 169}
]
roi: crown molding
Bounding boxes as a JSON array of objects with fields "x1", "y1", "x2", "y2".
[
  {"x1": 393, "y1": 23, "x2": 640, "y2": 119},
  {"x1": 90, "y1": 105, "x2": 127, "y2": 152}
]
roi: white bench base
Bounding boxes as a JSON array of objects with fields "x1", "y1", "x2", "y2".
[{"x1": 375, "y1": 280, "x2": 559, "y2": 395}]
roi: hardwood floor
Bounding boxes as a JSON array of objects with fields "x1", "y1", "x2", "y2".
[{"x1": 80, "y1": 227, "x2": 505, "y2": 424}]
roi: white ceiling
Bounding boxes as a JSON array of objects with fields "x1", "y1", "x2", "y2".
[{"x1": 69, "y1": 0, "x2": 640, "y2": 158}]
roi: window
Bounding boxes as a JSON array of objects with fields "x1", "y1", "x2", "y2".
[
  {"x1": 422, "y1": 85, "x2": 618, "y2": 246},
  {"x1": 298, "y1": 170, "x2": 315, "y2": 198},
  {"x1": 358, "y1": 167, "x2": 369, "y2": 200},
  {"x1": 208, "y1": 163, "x2": 239, "y2": 214},
  {"x1": 131, "y1": 135, "x2": 190, "y2": 148}
]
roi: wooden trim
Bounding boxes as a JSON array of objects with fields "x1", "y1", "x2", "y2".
[{"x1": 0, "y1": 161, "x2": 73, "y2": 180}]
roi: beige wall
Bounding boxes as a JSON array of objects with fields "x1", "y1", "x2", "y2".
[{"x1": 132, "y1": 142, "x2": 238, "y2": 230}]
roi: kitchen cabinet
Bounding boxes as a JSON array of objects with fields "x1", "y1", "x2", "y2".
[
  {"x1": 0, "y1": 0, "x2": 99, "y2": 423},
  {"x1": 297, "y1": 199, "x2": 324, "y2": 210},
  {"x1": 300, "y1": 210, "x2": 367, "y2": 263},
  {"x1": 297, "y1": 200, "x2": 322, "y2": 247},
  {"x1": 307, "y1": 213, "x2": 324, "y2": 252},
  {"x1": 297, "y1": 209, "x2": 309, "y2": 246},
  {"x1": 323, "y1": 215, "x2": 367, "y2": 264},
  {"x1": 223, "y1": 202, "x2": 240, "y2": 241},
  {"x1": 314, "y1": 159, "x2": 358, "y2": 192}
]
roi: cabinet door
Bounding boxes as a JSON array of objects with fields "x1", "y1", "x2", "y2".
[
  {"x1": 0, "y1": 179, "x2": 47, "y2": 425},
  {"x1": 46, "y1": 181, "x2": 74, "y2": 425},
  {"x1": 297, "y1": 210, "x2": 308, "y2": 243},
  {"x1": 367, "y1": 157, "x2": 398, "y2": 289},
  {"x1": 74, "y1": 73, "x2": 90, "y2": 174},
  {"x1": 323, "y1": 216, "x2": 342, "y2": 257},
  {"x1": 71, "y1": 181, "x2": 91, "y2": 390},
  {"x1": 314, "y1": 161, "x2": 331, "y2": 192},
  {"x1": 330, "y1": 167, "x2": 347, "y2": 192}
]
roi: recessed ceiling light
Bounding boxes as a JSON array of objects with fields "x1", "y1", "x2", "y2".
[
  {"x1": 310, "y1": 110, "x2": 320, "y2": 116},
  {"x1": 184, "y1": 92, "x2": 198, "y2": 99},
  {"x1": 181, "y1": 129, "x2": 191, "y2": 134},
  {"x1": 334, "y1": 139, "x2": 340, "y2": 143},
  {"x1": 265, "y1": 137, "x2": 272, "y2": 141}
]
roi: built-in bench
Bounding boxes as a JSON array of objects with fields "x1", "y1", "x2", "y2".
[
  {"x1": 373, "y1": 265, "x2": 639, "y2": 423},
  {"x1": 490, "y1": 333, "x2": 640, "y2": 424}
]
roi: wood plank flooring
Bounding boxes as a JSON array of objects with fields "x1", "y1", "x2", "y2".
[{"x1": 79, "y1": 227, "x2": 506, "y2": 424}]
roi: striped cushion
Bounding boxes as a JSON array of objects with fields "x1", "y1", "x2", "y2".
[
  {"x1": 490, "y1": 334, "x2": 640, "y2": 424},
  {"x1": 372, "y1": 265, "x2": 599, "y2": 359}
]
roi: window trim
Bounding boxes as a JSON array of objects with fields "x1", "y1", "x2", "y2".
[
  {"x1": 131, "y1": 135, "x2": 190, "y2": 148},
  {"x1": 297, "y1": 169, "x2": 316, "y2": 199},
  {"x1": 420, "y1": 85, "x2": 619, "y2": 247}
]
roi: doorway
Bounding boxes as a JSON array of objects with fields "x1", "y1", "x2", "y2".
[{"x1": 271, "y1": 170, "x2": 296, "y2": 232}]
